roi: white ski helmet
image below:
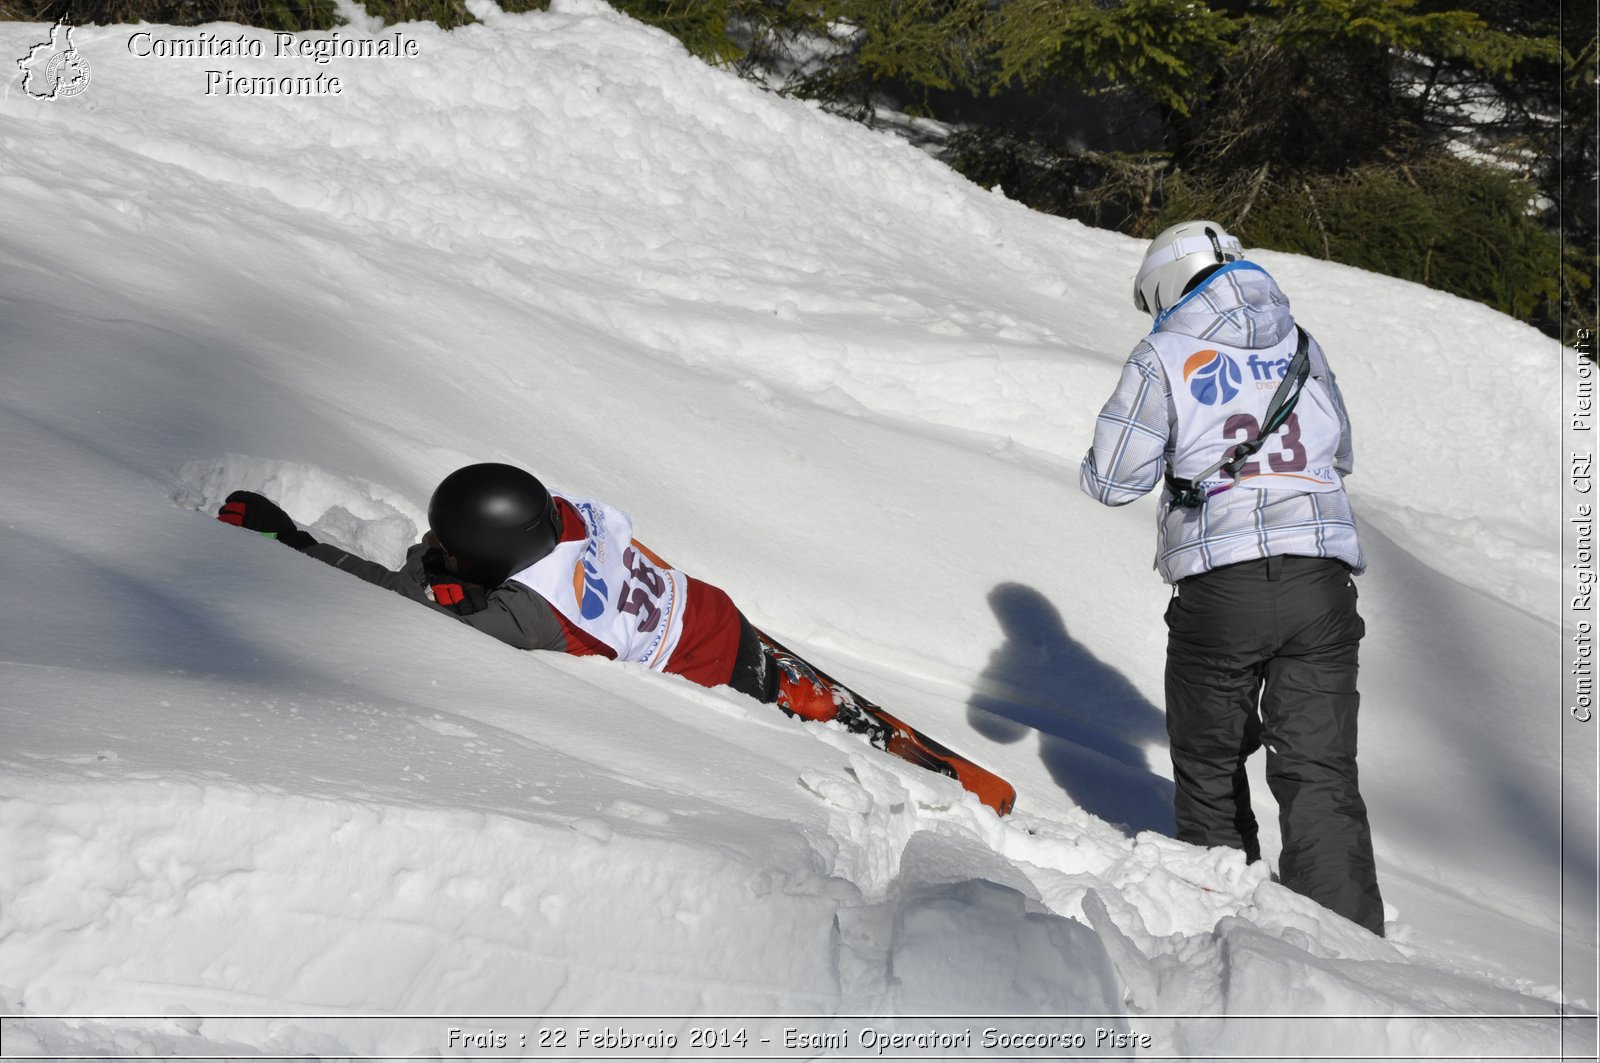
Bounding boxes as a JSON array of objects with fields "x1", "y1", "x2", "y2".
[{"x1": 1133, "y1": 220, "x2": 1245, "y2": 316}]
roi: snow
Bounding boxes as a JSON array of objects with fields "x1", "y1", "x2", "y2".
[{"x1": 0, "y1": 2, "x2": 1593, "y2": 1058}]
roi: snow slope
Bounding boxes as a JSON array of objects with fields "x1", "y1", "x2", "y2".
[{"x1": 0, "y1": 2, "x2": 1593, "y2": 1057}]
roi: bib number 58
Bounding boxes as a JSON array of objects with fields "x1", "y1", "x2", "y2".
[{"x1": 616, "y1": 547, "x2": 665, "y2": 632}]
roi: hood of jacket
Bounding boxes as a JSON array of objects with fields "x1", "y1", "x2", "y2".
[{"x1": 1154, "y1": 262, "x2": 1296, "y2": 350}]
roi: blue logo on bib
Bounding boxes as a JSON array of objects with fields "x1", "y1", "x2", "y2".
[
  {"x1": 572, "y1": 557, "x2": 608, "y2": 620},
  {"x1": 1183, "y1": 349, "x2": 1242, "y2": 406},
  {"x1": 570, "y1": 503, "x2": 610, "y2": 620}
]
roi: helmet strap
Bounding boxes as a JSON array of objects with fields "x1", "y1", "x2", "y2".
[
  {"x1": 1205, "y1": 226, "x2": 1227, "y2": 262},
  {"x1": 1150, "y1": 260, "x2": 1265, "y2": 332}
]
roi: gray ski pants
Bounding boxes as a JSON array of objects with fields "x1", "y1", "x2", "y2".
[{"x1": 1164, "y1": 555, "x2": 1384, "y2": 935}]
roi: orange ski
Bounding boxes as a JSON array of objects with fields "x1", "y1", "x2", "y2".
[{"x1": 756, "y1": 629, "x2": 1016, "y2": 815}]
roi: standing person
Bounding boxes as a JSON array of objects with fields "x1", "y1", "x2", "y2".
[
  {"x1": 1079, "y1": 221, "x2": 1384, "y2": 935},
  {"x1": 218, "y1": 462, "x2": 1014, "y2": 814}
]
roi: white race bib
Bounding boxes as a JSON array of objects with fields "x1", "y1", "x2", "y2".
[
  {"x1": 507, "y1": 493, "x2": 688, "y2": 670},
  {"x1": 1150, "y1": 330, "x2": 1344, "y2": 495}
]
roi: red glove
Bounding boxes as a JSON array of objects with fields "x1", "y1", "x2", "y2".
[{"x1": 426, "y1": 579, "x2": 489, "y2": 616}]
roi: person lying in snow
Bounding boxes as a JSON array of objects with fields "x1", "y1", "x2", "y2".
[{"x1": 218, "y1": 462, "x2": 1014, "y2": 814}]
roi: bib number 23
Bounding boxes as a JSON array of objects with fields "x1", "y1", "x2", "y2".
[{"x1": 1224, "y1": 412, "x2": 1306, "y2": 475}]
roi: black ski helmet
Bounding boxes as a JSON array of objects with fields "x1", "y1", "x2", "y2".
[{"x1": 428, "y1": 463, "x2": 560, "y2": 581}]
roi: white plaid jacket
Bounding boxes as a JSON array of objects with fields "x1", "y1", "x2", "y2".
[{"x1": 1079, "y1": 266, "x2": 1365, "y2": 584}]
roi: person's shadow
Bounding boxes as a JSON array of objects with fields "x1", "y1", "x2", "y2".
[{"x1": 967, "y1": 583, "x2": 1175, "y2": 836}]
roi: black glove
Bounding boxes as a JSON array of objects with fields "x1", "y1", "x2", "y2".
[
  {"x1": 425, "y1": 578, "x2": 489, "y2": 616},
  {"x1": 217, "y1": 491, "x2": 316, "y2": 551}
]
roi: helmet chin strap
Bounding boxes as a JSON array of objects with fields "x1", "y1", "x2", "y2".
[{"x1": 450, "y1": 553, "x2": 510, "y2": 588}]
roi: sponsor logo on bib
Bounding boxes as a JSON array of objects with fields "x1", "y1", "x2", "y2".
[
  {"x1": 573, "y1": 556, "x2": 608, "y2": 619},
  {"x1": 571, "y1": 502, "x2": 610, "y2": 619},
  {"x1": 1246, "y1": 353, "x2": 1293, "y2": 381},
  {"x1": 1183, "y1": 350, "x2": 1241, "y2": 406}
]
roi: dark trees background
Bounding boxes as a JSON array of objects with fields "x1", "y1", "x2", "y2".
[{"x1": 5, "y1": 0, "x2": 1592, "y2": 337}]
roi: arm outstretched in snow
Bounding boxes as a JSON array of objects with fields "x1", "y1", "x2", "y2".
[
  {"x1": 217, "y1": 491, "x2": 566, "y2": 652},
  {"x1": 302, "y1": 539, "x2": 567, "y2": 651}
]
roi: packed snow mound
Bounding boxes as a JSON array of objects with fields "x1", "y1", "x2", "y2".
[
  {"x1": 0, "y1": 2, "x2": 1589, "y2": 1059},
  {"x1": 174, "y1": 454, "x2": 423, "y2": 565}
]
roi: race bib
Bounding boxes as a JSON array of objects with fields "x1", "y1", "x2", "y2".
[
  {"x1": 508, "y1": 493, "x2": 689, "y2": 669},
  {"x1": 1151, "y1": 331, "x2": 1344, "y2": 495}
]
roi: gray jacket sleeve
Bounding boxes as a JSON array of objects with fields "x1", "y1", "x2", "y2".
[{"x1": 301, "y1": 540, "x2": 568, "y2": 652}]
